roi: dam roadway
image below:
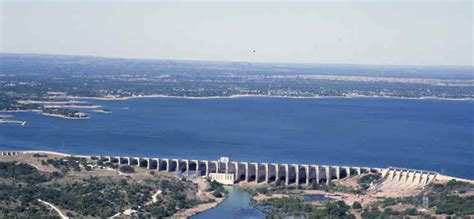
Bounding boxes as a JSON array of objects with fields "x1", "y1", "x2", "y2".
[{"x1": 1, "y1": 150, "x2": 441, "y2": 187}]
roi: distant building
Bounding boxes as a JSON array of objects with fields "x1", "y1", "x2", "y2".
[{"x1": 209, "y1": 173, "x2": 234, "y2": 185}]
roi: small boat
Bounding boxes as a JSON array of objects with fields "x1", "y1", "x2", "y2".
[{"x1": 21, "y1": 121, "x2": 27, "y2": 126}]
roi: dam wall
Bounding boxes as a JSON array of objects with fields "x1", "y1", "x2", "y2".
[
  {"x1": 371, "y1": 167, "x2": 439, "y2": 190},
  {"x1": 2, "y1": 150, "x2": 447, "y2": 188},
  {"x1": 91, "y1": 156, "x2": 382, "y2": 185}
]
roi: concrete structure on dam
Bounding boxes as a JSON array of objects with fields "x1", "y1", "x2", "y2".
[
  {"x1": 1, "y1": 151, "x2": 447, "y2": 188},
  {"x1": 373, "y1": 167, "x2": 438, "y2": 190}
]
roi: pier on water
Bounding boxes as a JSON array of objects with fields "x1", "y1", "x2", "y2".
[{"x1": 1, "y1": 151, "x2": 439, "y2": 187}]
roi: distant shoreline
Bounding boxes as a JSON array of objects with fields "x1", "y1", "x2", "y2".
[{"x1": 61, "y1": 94, "x2": 474, "y2": 101}]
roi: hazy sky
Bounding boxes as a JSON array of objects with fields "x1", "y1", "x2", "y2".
[{"x1": 1, "y1": 1, "x2": 472, "y2": 66}]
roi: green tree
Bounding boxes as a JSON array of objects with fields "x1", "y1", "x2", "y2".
[{"x1": 352, "y1": 201, "x2": 362, "y2": 209}]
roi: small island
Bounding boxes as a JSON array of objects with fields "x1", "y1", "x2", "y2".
[{"x1": 42, "y1": 108, "x2": 89, "y2": 119}]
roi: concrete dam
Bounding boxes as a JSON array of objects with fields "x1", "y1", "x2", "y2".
[
  {"x1": 1, "y1": 151, "x2": 439, "y2": 187},
  {"x1": 374, "y1": 167, "x2": 439, "y2": 190},
  {"x1": 94, "y1": 155, "x2": 384, "y2": 186}
]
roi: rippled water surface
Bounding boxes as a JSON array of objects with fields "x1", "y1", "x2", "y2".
[{"x1": 1, "y1": 97, "x2": 472, "y2": 179}]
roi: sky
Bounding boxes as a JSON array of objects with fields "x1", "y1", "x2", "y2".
[{"x1": 0, "y1": 1, "x2": 472, "y2": 66}]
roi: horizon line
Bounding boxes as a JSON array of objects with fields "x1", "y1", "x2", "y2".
[{"x1": 1, "y1": 51, "x2": 472, "y2": 69}]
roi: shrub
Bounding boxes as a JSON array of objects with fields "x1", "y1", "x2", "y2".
[
  {"x1": 404, "y1": 208, "x2": 419, "y2": 216},
  {"x1": 212, "y1": 191, "x2": 222, "y2": 198},
  {"x1": 352, "y1": 201, "x2": 362, "y2": 209},
  {"x1": 325, "y1": 201, "x2": 350, "y2": 217},
  {"x1": 119, "y1": 165, "x2": 135, "y2": 173},
  {"x1": 383, "y1": 208, "x2": 399, "y2": 215},
  {"x1": 358, "y1": 173, "x2": 381, "y2": 190},
  {"x1": 256, "y1": 187, "x2": 268, "y2": 194},
  {"x1": 382, "y1": 198, "x2": 397, "y2": 207}
]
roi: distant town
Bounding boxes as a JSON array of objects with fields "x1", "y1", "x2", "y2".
[{"x1": 1, "y1": 53, "x2": 473, "y2": 119}]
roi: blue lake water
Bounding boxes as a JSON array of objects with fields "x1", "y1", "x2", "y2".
[{"x1": 0, "y1": 97, "x2": 473, "y2": 179}]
